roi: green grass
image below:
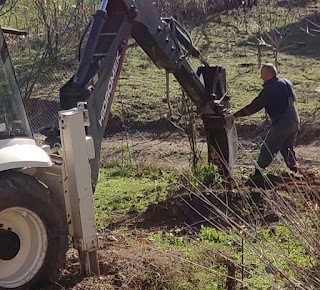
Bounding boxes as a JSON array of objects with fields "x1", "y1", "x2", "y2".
[
  {"x1": 145, "y1": 225, "x2": 315, "y2": 289},
  {"x1": 115, "y1": 42, "x2": 183, "y2": 121},
  {"x1": 113, "y1": 1, "x2": 320, "y2": 124},
  {"x1": 94, "y1": 167, "x2": 170, "y2": 229},
  {"x1": 93, "y1": 159, "x2": 222, "y2": 229},
  {"x1": 93, "y1": 158, "x2": 317, "y2": 289}
]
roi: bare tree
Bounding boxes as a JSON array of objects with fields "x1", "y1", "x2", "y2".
[
  {"x1": 301, "y1": 12, "x2": 320, "y2": 37},
  {"x1": 3, "y1": 0, "x2": 99, "y2": 99},
  {"x1": 32, "y1": 0, "x2": 88, "y2": 63},
  {"x1": 247, "y1": 0, "x2": 300, "y2": 69},
  {"x1": 0, "y1": 0, "x2": 18, "y2": 18}
]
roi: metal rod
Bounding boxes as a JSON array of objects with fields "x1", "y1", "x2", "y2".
[
  {"x1": 166, "y1": 71, "x2": 172, "y2": 117},
  {"x1": 100, "y1": 0, "x2": 109, "y2": 11},
  {"x1": 199, "y1": 54, "x2": 209, "y2": 67},
  {"x1": 1, "y1": 27, "x2": 27, "y2": 36}
]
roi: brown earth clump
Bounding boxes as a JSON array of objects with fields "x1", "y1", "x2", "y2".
[{"x1": 44, "y1": 233, "x2": 192, "y2": 290}]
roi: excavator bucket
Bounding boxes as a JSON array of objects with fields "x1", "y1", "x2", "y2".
[{"x1": 197, "y1": 66, "x2": 238, "y2": 176}]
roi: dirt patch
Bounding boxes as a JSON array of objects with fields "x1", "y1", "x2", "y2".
[
  {"x1": 99, "y1": 120, "x2": 320, "y2": 171},
  {"x1": 45, "y1": 232, "x2": 190, "y2": 290},
  {"x1": 100, "y1": 131, "x2": 205, "y2": 170},
  {"x1": 237, "y1": 121, "x2": 320, "y2": 146},
  {"x1": 296, "y1": 145, "x2": 320, "y2": 168},
  {"x1": 98, "y1": 244, "x2": 184, "y2": 289},
  {"x1": 269, "y1": 172, "x2": 320, "y2": 201}
]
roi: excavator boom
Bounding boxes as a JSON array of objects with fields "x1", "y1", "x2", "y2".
[{"x1": 60, "y1": 0, "x2": 237, "y2": 188}]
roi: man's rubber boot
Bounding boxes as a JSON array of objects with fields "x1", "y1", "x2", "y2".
[{"x1": 245, "y1": 169, "x2": 266, "y2": 188}]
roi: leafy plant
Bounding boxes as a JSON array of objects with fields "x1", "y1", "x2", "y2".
[
  {"x1": 200, "y1": 225, "x2": 228, "y2": 243},
  {"x1": 198, "y1": 163, "x2": 222, "y2": 186}
]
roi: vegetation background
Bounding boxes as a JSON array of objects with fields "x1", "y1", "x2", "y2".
[{"x1": 1, "y1": 0, "x2": 320, "y2": 289}]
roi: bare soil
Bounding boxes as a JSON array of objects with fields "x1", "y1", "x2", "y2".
[
  {"x1": 100, "y1": 120, "x2": 320, "y2": 169},
  {"x1": 45, "y1": 239, "x2": 186, "y2": 290}
]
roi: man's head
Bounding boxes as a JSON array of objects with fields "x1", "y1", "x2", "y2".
[{"x1": 261, "y1": 63, "x2": 277, "y2": 83}]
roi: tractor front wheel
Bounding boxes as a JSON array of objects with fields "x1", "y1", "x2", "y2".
[{"x1": 0, "y1": 171, "x2": 68, "y2": 290}]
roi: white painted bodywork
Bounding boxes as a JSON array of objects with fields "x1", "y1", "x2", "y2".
[
  {"x1": 59, "y1": 106, "x2": 99, "y2": 276},
  {"x1": 0, "y1": 207, "x2": 48, "y2": 288},
  {"x1": 0, "y1": 138, "x2": 52, "y2": 172}
]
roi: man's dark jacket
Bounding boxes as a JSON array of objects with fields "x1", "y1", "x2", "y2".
[{"x1": 234, "y1": 77, "x2": 299, "y2": 125}]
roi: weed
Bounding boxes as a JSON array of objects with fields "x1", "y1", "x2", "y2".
[
  {"x1": 199, "y1": 225, "x2": 228, "y2": 243},
  {"x1": 198, "y1": 163, "x2": 222, "y2": 186},
  {"x1": 94, "y1": 167, "x2": 170, "y2": 229}
]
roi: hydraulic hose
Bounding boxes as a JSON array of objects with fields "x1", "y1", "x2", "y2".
[
  {"x1": 100, "y1": 0, "x2": 109, "y2": 11},
  {"x1": 162, "y1": 17, "x2": 209, "y2": 66}
]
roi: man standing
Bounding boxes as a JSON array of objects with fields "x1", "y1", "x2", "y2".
[{"x1": 228, "y1": 63, "x2": 300, "y2": 180}]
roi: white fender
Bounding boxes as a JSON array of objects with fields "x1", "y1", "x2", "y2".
[{"x1": 0, "y1": 138, "x2": 52, "y2": 172}]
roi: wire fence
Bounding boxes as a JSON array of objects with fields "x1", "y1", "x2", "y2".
[{"x1": 21, "y1": 72, "x2": 204, "y2": 171}]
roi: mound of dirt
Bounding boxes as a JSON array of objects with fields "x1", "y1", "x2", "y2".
[
  {"x1": 269, "y1": 171, "x2": 320, "y2": 198},
  {"x1": 138, "y1": 190, "x2": 268, "y2": 230},
  {"x1": 296, "y1": 121, "x2": 320, "y2": 145},
  {"x1": 135, "y1": 172, "x2": 320, "y2": 230}
]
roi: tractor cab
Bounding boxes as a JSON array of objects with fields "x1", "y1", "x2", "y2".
[
  {"x1": 0, "y1": 26, "x2": 51, "y2": 172},
  {"x1": 0, "y1": 27, "x2": 31, "y2": 140}
]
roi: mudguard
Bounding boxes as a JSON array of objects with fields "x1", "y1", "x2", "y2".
[{"x1": 0, "y1": 138, "x2": 52, "y2": 172}]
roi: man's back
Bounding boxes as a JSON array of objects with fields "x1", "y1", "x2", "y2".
[{"x1": 262, "y1": 77, "x2": 299, "y2": 125}]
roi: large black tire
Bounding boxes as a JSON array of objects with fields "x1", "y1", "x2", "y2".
[{"x1": 0, "y1": 170, "x2": 68, "y2": 290}]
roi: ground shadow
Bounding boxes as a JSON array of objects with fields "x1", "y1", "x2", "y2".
[
  {"x1": 277, "y1": 0, "x2": 314, "y2": 8},
  {"x1": 243, "y1": 13, "x2": 320, "y2": 58}
]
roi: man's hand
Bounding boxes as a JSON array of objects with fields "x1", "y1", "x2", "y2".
[{"x1": 226, "y1": 114, "x2": 236, "y2": 122}]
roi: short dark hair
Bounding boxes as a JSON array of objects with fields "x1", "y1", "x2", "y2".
[{"x1": 262, "y1": 63, "x2": 277, "y2": 77}]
